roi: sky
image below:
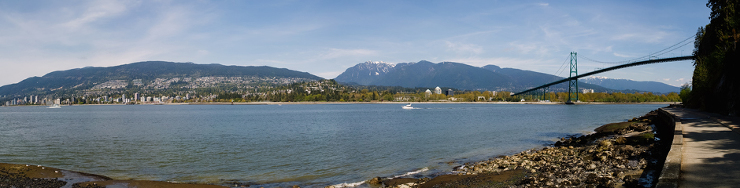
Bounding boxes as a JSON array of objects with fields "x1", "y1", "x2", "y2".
[{"x1": 0, "y1": 0, "x2": 710, "y2": 87}]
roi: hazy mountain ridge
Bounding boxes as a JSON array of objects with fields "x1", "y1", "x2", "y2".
[
  {"x1": 580, "y1": 76, "x2": 680, "y2": 94},
  {"x1": 0, "y1": 61, "x2": 323, "y2": 97}
]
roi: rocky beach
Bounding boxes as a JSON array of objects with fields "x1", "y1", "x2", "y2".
[{"x1": 364, "y1": 109, "x2": 672, "y2": 188}]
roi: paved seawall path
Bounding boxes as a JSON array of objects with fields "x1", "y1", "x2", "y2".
[{"x1": 661, "y1": 107, "x2": 740, "y2": 188}]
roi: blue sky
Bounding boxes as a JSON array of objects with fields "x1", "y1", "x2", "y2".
[{"x1": 0, "y1": 0, "x2": 709, "y2": 87}]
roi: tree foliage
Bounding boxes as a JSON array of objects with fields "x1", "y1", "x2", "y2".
[{"x1": 689, "y1": 0, "x2": 740, "y2": 115}]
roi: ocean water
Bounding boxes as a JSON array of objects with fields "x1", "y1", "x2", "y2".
[{"x1": 0, "y1": 103, "x2": 665, "y2": 187}]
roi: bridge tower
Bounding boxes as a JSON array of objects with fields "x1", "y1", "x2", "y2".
[{"x1": 567, "y1": 52, "x2": 578, "y2": 104}]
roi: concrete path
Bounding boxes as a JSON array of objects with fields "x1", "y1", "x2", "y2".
[{"x1": 662, "y1": 108, "x2": 740, "y2": 188}]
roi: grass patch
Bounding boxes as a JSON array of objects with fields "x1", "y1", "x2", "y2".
[{"x1": 626, "y1": 132, "x2": 655, "y2": 145}]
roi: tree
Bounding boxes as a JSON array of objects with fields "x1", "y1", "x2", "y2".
[
  {"x1": 689, "y1": 0, "x2": 740, "y2": 115},
  {"x1": 679, "y1": 83, "x2": 692, "y2": 103}
]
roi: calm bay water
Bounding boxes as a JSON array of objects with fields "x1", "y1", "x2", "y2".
[{"x1": 0, "y1": 103, "x2": 665, "y2": 187}]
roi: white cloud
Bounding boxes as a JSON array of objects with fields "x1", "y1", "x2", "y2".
[
  {"x1": 613, "y1": 52, "x2": 633, "y2": 58},
  {"x1": 611, "y1": 31, "x2": 669, "y2": 43},
  {"x1": 445, "y1": 41, "x2": 483, "y2": 55},
  {"x1": 61, "y1": 0, "x2": 132, "y2": 31},
  {"x1": 319, "y1": 48, "x2": 378, "y2": 60}
]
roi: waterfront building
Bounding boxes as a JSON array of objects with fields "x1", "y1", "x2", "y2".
[
  {"x1": 434, "y1": 86, "x2": 442, "y2": 94},
  {"x1": 582, "y1": 89, "x2": 594, "y2": 94},
  {"x1": 134, "y1": 93, "x2": 139, "y2": 101},
  {"x1": 425, "y1": 89, "x2": 432, "y2": 97},
  {"x1": 446, "y1": 89, "x2": 454, "y2": 96}
]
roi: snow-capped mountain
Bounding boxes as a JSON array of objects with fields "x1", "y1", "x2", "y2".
[
  {"x1": 334, "y1": 60, "x2": 609, "y2": 91},
  {"x1": 334, "y1": 61, "x2": 396, "y2": 85}
]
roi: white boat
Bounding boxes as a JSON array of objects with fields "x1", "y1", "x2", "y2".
[
  {"x1": 48, "y1": 104, "x2": 61, "y2": 108},
  {"x1": 402, "y1": 103, "x2": 414, "y2": 109}
]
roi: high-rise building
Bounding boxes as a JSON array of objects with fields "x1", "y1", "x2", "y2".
[
  {"x1": 434, "y1": 86, "x2": 442, "y2": 94},
  {"x1": 134, "y1": 93, "x2": 139, "y2": 101}
]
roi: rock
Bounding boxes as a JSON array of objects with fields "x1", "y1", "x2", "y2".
[
  {"x1": 397, "y1": 183, "x2": 417, "y2": 188},
  {"x1": 367, "y1": 177, "x2": 382, "y2": 185},
  {"x1": 587, "y1": 164, "x2": 597, "y2": 170},
  {"x1": 324, "y1": 186, "x2": 335, "y2": 188}
]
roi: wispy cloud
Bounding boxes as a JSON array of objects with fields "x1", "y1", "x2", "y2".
[
  {"x1": 61, "y1": 0, "x2": 132, "y2": 31},
  {"x1": 319, "y1": 48, "x2": 378, "y2": 60},
  {"x1": 445, "y1": 41, "x2": 483, "y2": 55},
  {"x1": 611, "y1": 31, "x2": 669, "y2": 43},
  {"x1": 613, "y1": 52, "x2": 633, "y2": 58},
  {"x1": 444, "y1": 57, "x2": 548, "y2": 69}
]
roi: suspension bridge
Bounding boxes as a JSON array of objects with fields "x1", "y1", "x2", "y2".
[{"x1": 511, "y1": 36, "x2": 696, "y2": 104}]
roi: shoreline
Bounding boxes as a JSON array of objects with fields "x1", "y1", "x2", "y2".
[
  {"x1": 364, "y1": 108, "x2": 674, "y2": 188},
  {"x1": 1, "y1": 106, "x2": 673, "y2": 188},
  {"x1": 3, "y1": 101, "x2": 679, "y2": 107}
]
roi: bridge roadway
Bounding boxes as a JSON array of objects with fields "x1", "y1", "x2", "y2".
[{"x1": 512, "y1": 55, "x2": 695, "y2": 96}]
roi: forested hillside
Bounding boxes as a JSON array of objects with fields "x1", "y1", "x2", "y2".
[{"x1": 689, "y1": 0, "x2": 740, "y2": 116}]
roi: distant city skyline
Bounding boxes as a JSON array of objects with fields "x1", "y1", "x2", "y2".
[{"x1": 0, "y1": 1, "x2": 709, "y2": 87}]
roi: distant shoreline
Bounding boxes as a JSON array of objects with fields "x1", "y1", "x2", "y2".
[{"x1": 2, "y1": 101, "x2": 679, "y2": 107}]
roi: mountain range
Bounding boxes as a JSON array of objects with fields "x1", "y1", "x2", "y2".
[
  {"x1": 581, "y1": 76, "x2": 679, "y2": 93},
  {"x1": 0, "y1": 61, "x2": 322, "y2": 97},
  {"x1": 335, "y1": 61, "x2": 679, "y2": 93},
  {"x1": 335, "y1": 61, "x2": 613, "y2": 92},
  {"x1": 1, "y1": 60, "x2": 680, "y2": 99}
]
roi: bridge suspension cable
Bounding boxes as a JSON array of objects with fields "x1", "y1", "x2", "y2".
[
  {"x1": 581, "y1": 35, "x2": 695, "y2": 65},
  {"x1": 553, "y1": 55, "x2": 571, "y2": 77}
]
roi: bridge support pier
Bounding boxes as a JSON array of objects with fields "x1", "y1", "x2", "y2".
[{"x1": 567, "y1": 52, "x2": 579, "y2": 104}]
